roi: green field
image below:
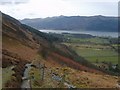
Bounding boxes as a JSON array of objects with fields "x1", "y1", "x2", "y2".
[
  {"x1": 69, "y1": 37, "x2": 110, "y2": 44},
  {"x1": 63, "y1": 34, "x2": 118, "y2": 64},
  {"x1": 63, "y1": 34, "x2": 111, "y2": 44},
  {"x1": 64, "y1": 43, "x2": 118, "y2": 64}
]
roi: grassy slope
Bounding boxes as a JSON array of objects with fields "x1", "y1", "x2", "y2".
[
  {"x1": 2, "y1": 66, "x2": 14, "y2": 87},
  {"x1": 28, "y1": 58, "x2": 118, "y2": 88},
  {"x1": 23, "y1": 54, "x2": 118, "y2": 88}
]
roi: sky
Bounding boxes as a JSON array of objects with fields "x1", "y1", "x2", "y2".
[{"x1": 0, "y1": 0, "x2": 119, "y2": 19}]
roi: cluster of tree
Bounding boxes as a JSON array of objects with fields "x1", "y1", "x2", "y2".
[
  {"x1": 97, "y1": 61, "x2": 120, "y2": 75},
  {"x1": 63, "y1": 33, "x2": 95, "y2": 39},
  {"x1": 109, "y1": 38, "x2": 118, "y2": 44},
  {"x1": 40, "y1": 48, "x2": 49, "y2": 59},
  {"x1": 108, "y1": 63, "x2": 120, "y2": 74},
  {"x1": 22, "y1": 24, "x2": 63, "y2": 43}
]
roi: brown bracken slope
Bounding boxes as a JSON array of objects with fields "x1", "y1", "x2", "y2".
[{"x1": 2, "y1": 12, "x2": 109, "y2": 76}]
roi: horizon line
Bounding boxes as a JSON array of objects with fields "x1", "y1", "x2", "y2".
[{"x1": 20, "y1": 15, "x2": 118, "y2": 20}]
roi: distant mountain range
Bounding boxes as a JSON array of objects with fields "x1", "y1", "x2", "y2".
[{"x1": 21, "y1": 15, "x2": 118, "y2": 32}]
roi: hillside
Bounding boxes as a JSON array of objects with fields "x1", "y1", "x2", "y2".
[
  {"x1": 2, "y1": 13, "x2": 119, "y2": 88},
  {"x1": 21, "y1": 15, "x2": 118, "y2": 32},
  {"x1": 3, "y1": 12, "x2": 105, "y2": 72}
]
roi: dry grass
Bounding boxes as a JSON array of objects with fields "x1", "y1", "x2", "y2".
[{"x1": 3, "y1": 35, "x2": 38, "y2": 61}]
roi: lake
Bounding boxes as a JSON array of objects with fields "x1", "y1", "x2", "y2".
[{"x1": 39, "y1": 30, "x2": 118, "y2": 38}]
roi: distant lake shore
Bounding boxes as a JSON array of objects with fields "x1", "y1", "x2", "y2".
[{"x1": 39, "y1": 30, "x2": 118, "y2": 38}]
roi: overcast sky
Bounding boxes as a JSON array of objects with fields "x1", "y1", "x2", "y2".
[{"x1": 0, "y1": 0, "x2": 119, "y2": 19}]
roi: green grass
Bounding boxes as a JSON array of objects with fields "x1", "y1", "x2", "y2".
[
  {"x1": 29, "y1": 67, "x2": 41, "y2": 80},
  {"x1": 70, "y1": 37, "x2": 109, "y2": 44},
  {"x1": 75, "y1": 46, "x2": 118, "y2": 64},
  {"x1": 29, "y1": 67, "x2": 41, "y2": 88},
  {"x1": 63, "y1": 34, "x2": 118, "y2": 64},
  {"x1": 64, "y1": 34, "x2": 110, "y2": 44},
  {"x1": 64, "y1": 43, "x2": 118, "y2": 64},
  {"x1": 2, "y1": 66, "x2": 15, "y2": 87},
  {"x1": 75, "y1": 48, "x2": 117, "y2": 56},
  {"x1": 85, "y1": 56, "x2": 118, "y2": 64}
]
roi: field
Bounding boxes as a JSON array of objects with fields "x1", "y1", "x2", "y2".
[
  {"x1": 64, "y1": 43, "x2": 118, "y2": 64},
  {"x1": 67, "y1": 37, "x2": 110, "y2": 44},
  {"x1": 62, "y1": 33, "x2": 118, "y2": 64}
]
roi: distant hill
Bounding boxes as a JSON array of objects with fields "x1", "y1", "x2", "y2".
[{"x1": 21, "y1": 15, "x2": 118, "y2": 32}]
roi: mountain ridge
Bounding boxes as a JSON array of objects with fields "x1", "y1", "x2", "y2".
[{"x1": 21, "y1": 15, "x2": 118, "y2": 32}]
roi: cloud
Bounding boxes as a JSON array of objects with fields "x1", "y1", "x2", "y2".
[
  {"x1": 62, "y1": 0, "x2": 119, "y2": 2},
  {"x1": 0, "y1": 0, "x2": 118, "y2": 19},
  {"x1": 0, "y1": 0, "x2": 29, "y2": 5}
]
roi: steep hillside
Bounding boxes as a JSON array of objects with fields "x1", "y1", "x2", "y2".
[
  {"x1": 21, "y1": 15, "x2": 118, "y2": 32},
  {"x1": 2, "y1": 13, "x2": 119, "y2": 88},
  {"x1": 2, "y1": 13, "x2": 104, "y2": 72}
]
